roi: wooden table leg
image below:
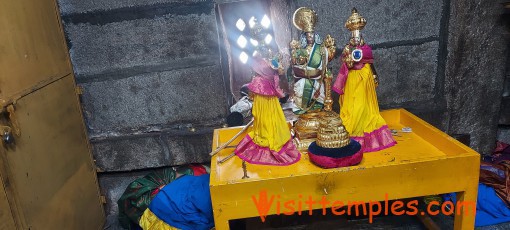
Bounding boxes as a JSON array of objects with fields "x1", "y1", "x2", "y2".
[
  {"x1": 453, "y1": 185, "x2": 478, "y2": 230},
  {"x1": 416, "y1": 210, "x2": 440, "y2": 230}
]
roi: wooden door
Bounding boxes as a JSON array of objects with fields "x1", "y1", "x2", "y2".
[
  {"x1": 0, "y1": 0, "x2": 105, "y2": 229},
  {"x1": 0, "y1": 176, "x2": 16, "y2": 230}
]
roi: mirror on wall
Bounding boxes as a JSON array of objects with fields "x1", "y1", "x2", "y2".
[{"x1": 216, "y1": 0, "x2": 293, "y2": 105}]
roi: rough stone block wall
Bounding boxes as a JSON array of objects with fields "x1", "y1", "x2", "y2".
[
  {"x1": 57, "y1": 0, "x2": 227, "y2": 226},
  {"x1": 295, "y1": 0, "x2": 508, "y2": 154},
  {"x1": 445, "y1": 0, "x2": 508, "y2": 155},
  {"x1": 293, "y1": 0, "x2": 448, "y2": 128},
  {"x1": 56, "y1": 0, "x2": 508, "y2": 228}
]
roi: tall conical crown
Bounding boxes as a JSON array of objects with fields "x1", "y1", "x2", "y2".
[
  {"x1": 345, "y1": 8, "x2": 367, "y2": 31},
  {"x1": 293, "y1": 7, "x2": 318, "y2": 32}
]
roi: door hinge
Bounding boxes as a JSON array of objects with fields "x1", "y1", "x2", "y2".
[
  {"x1": 75, "y1": 86, "x2": 83, "y2": 95},
  {"x1": 0, "y1": 104, "x2": 20, "y2": 133},
  {"x1": 0, "y1": 126, "x2": 13, "y2": 145},
  {"x1": 6, "y1": 105, "x2": 20, "y2": 136},
  {"x1": 93, "y1": 159, "x2": 104, "y2": 172},
  {"x1": 100, "y1": 196, "x2": 107, "y2": 204},
  {"x1": 0, "y1": 105, "x2": 19, "y2": 146}
]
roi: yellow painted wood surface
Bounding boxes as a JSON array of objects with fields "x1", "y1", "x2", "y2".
[{"x1": 210, "y1": 109, "x2": 480, "y2": 230}]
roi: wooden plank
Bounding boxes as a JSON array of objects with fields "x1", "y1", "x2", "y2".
[
  {"x1": 2, "y1": 75, "x2": 104, "y2": 229},
  {"x1": 0, "y1": 173, "x2": 16, "y2": 230},
  {"x1": 0, "y1": 143, "x2": 23, "y2": 230},
  {"x1": 0, "y1": 0, "x2": 72, "y2": 99},
  {"x1": 0, "y1": 0, "x2": 104, "y2": 228}
]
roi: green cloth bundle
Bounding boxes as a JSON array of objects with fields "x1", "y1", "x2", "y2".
[{"x1": 117, "y1": 165, "x2": 209, "y2": 229}]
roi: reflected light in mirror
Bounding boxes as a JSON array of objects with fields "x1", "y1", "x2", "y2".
[
  {"x1": 248, "y1": 16, "x2": 256, "y2": 28},
  {"x1": 264, "y1": 34, "x2": 272, "y2": 44},
  {"x1": 237, "y1": 35, "x2": 247, "y2": 48},
  {"x1": 250, "y1": 38, "x2": 259, "y2": 46},
  {"x1": 236, "y1": 18, "x2": 246, "y2": 31},
  {"x1": 239, "y1": 52, "x2": 249, "y2": 63},
  {"x1": 261, "y1": 14, "x2": 270, "y2": 28}
]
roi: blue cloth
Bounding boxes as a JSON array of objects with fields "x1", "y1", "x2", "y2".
[
  {"x1": 148, "y1": 175, "x2": 214, "y2": 230},
  {"x1": 308, "y1": 139, "x2": 361, "y2": 158},
  {"x1": 444, "y1": 183, "x2": 510, "y2": 227}
]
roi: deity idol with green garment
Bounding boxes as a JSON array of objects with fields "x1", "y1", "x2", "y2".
[{"x1": 290, "y1": 7, "x2": 336, "y2": 115}]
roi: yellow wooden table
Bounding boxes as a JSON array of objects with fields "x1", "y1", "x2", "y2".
[{"x1": 210, "y1": 109, "x2": 480, "y2": 229}]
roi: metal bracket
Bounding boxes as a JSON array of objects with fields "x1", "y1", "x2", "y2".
[
  {"x1": 100, "y1": 196, "x2": 107, "y2": 204},
  {"x1": 75, "y1": 86, "x2": 83, "y2": 95},
  {"x1": 0, "y1": 125, "x2": 13, "y2": 144},
  {"x1": 242, "y1": 161, "x2": 249, "y2": 179},
  {"x1": 0, "y1": 104, "x2": 19, "y2": 146},
  {"x1": 6, "y1": 105, "x2": 20, "y2": 136}
]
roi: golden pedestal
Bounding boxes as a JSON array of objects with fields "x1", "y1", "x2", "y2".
[
  {"x1": 293, "y1": 111, "x2": 320, "y2": 151},
  {"x1": 292, "y1": 71, "x2": 337, "y2": 152}
]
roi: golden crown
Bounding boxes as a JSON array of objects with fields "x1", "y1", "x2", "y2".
[
  {"x1": 345, "y1": 8, "x2": 367, "y2": 31},
  {"x1": 293, "y1": 7, "x2": 318, "y2": 32}
]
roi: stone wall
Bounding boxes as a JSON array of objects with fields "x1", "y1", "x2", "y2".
[
  {"x1": 294, "y1": 0, "x2": 508, "y2": 155},
  {"x1": 56, "y1": 0, "x2": 508, "y2": 228},
  {"x1": 293, "y1": 0, "x2": 449, "y2": 130},
  {"x1": 445, "y1": 0, "x2": 508, "y2": 156},
  {"x1": 497, "y1": 5, "x2": 510, "y2": 148},
  {"x1": 56, "y1": 0, "x2": 227, "y2": 226}
]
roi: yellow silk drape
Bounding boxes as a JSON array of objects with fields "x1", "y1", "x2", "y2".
[
  {"x1": 249, "y1": 94, "x2": 290, "y2": 151},
  {"x1": 340, "y1": 63, "x2": 387, "y2": 137},
  {"x1": 139, "y1": 209, "x2": 179, "y2": 230}
]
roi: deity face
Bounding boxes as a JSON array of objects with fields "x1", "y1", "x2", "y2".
[
  {"x1": 305, "y1": 32, "x2": 315, "y2": 45},
  {"x1": 349, "y1": 36, "x2": 363, "y2": 46},
  {"x1": 354, "y1": 37, "x2": 361, "y2": 45},
  {"x1": 350, "y1": 30, "x2": 362, "y2": 46}
]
